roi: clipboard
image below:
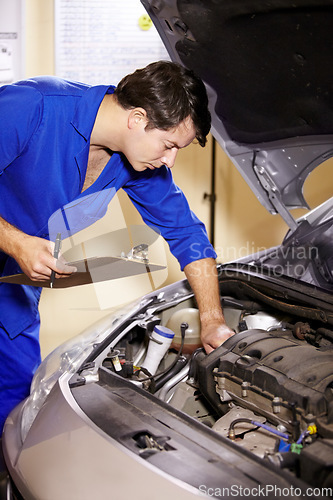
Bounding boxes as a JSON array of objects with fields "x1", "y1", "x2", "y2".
[{"x1": 0, "y1": 256, "x2": 165, "y2": 289}]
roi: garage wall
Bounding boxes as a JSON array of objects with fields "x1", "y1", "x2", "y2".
[
  {"x1": 25, "y1": 0, "x2": 54, "y2": 76},
  {"x1": 23, "y1": 0, "x2": 332, "y2": 358}
]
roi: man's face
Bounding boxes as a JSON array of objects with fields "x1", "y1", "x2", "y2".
[{"x1": 125, "y1": 115, "x2": 196, "y2": 172}]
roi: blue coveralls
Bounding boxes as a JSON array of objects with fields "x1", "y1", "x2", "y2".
[{"x1": 0, "y1": 76, "x2": 215, "y2": 432}]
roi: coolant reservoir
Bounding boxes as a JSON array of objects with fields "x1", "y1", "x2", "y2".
[{"x1": 167, "y1": 308, "x2": 202, "y2": 354}]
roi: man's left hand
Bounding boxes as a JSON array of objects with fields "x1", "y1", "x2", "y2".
[{"x1": 201, "y1": 320, "x2": 235, "y2": 354}]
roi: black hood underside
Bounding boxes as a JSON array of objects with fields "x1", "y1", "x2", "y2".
[{"x1": 174, "y1": 0, "x2": 333, "y2": 145}]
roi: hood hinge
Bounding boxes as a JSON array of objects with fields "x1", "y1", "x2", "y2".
[{"x1": 253, "y1": 163, "x2": 298, "y2": 232}]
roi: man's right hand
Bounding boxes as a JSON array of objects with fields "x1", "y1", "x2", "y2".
[
  {"x1": 15, "y1": 234, "x2": 76, "y2": 282},
  {"x1": 0, "y1": 216, "x2": 76, "y2": 282}
]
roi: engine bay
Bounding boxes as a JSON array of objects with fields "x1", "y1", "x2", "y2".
[{"x1": 81, "y1": 270, "x2": 333, "y2": 490}]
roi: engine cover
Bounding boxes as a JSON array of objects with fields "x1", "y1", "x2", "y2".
[{"x1": 195, "y1": 329, "x2": 333, "y2": 436}]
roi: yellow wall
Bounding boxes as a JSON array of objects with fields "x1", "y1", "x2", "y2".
[
  {"x1": 24, "y1": 0, "x2": 332, "y2": 358},
  {"x1": 25, "y1": 0, "x2": 54, "y2": 77}
]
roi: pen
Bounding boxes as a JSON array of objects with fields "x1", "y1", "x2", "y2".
[{"x1": 50, "y1": 233, "x2": 62, "y2": 288}]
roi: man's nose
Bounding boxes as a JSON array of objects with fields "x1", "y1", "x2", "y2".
[{"x1": 161, "y1": 148, "x2": 178, "y2": 169}]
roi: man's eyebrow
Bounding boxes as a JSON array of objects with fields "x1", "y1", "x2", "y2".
[{"x1": 169, "y1": 140, "x2": 194, "y2": 149}]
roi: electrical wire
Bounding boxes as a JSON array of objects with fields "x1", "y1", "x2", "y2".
[{"x1": 228, "y1": 418, "x2": 289, "y2": 440}]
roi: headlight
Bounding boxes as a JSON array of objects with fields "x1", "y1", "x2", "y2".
[
  {"x1": 20, "y1": 339, "x2": 93, "y2": 443},
  {"x1": 19, "y1": 308, "x2": 124, "y2": 443},
  {"x1": 19, "y1": 298, "x2": 144, "y2": 443}
]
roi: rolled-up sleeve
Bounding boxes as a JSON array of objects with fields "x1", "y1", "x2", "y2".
[{"x1": 123, "y1": 165, "x2": 216, "y2": 270}]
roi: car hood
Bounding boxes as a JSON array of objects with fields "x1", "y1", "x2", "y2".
[{"x1": 141, "y1": 0, "x2": 333, "y2": 233}]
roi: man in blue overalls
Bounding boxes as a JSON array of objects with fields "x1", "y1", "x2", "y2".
[{"x1": 0, "y1": 61, "x2": 234, "y2": 432}]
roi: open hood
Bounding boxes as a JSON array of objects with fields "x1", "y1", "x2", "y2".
[{"x1": 141, "y1": 0, "x2": 333, "y2": 233}]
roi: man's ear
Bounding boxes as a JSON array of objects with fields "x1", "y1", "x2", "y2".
[{"x1": 128, "y1": 108, "x2": 148, "y2": 129}]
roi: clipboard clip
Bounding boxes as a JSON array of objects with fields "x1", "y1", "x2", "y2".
[{"x1": 123, "y1": 243, "x2": 149, "y2": 263}]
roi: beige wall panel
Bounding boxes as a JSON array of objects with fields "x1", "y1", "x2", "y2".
[{"x1": 25, "y1": 0, "x2": 54, "y2": 77}]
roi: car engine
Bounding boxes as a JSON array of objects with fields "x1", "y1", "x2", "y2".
[{"x1": 100, "y1": 272, "x2": 333, "y2": 490}]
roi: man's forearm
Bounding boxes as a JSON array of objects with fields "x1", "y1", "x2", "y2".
[
  {"x1": 184, "y1": 258, "x2": 223, "y2": 321},
  {"x1": 0, "y1": 216, "x2": 27, "y2": 258},
  {"x1": 184, "y1": 257, "x2": 234, "y2": 353}
]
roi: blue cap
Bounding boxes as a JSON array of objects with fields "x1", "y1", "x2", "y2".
[{"x1": 154, "y1": 325, "x2": 175, "y2": 339}]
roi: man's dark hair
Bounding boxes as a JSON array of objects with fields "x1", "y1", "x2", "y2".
[{"x1": 114, "y1": 60, "x2": 211, "y2": 147}]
